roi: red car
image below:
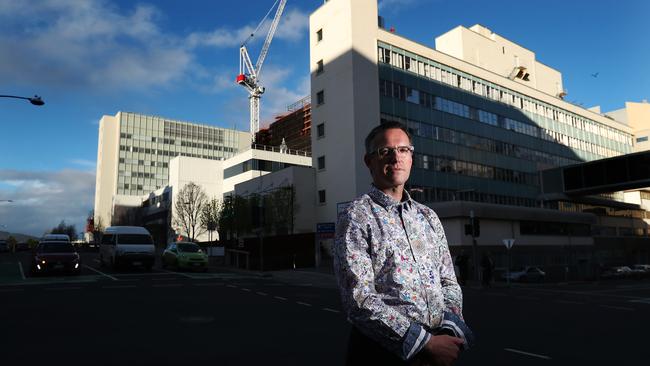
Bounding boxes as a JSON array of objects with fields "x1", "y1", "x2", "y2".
[{"x1": 31, "y1": 241, "x2": 81, "y2": 275}]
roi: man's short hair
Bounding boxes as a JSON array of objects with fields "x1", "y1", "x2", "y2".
[{"x1": 364, "y1": 121, "x2": 412, "y2": 155}]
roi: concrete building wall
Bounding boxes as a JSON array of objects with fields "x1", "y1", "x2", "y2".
[
  {"x1": 94, "y1": 113, "x2": 120, "y2": 228},
  {"x1": 235, "y1": 166, "x2": 316, "y2": 235},
  {"x1": 310, "y1": 0, "x2": 380, "y2": 229}
]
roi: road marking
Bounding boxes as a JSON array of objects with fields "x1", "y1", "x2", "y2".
[
  {"x1": 628, "y1": 298, "x2": 650, "y2": 305},
  {"x1": 0, "y1": 288, "x2": 24, "y2": 292},
  {"x1": 153, "y1": 284, "x2": 182, "y2": 288},
  {"x1": 599, "y1": 305, "x2": 634, "y2": 311},
  {"x1": 18, "y1": 262, "x2": 26, "y2": 280},
  {"x1": 46, "y1": 287, "x2": 83, "y2": 291},
  {"x1": 226, "y1": 284, "x2": 237, "y2": 288},
  {"x1": 555, "y1": 300, "x2": 585, "y2": 305},
  {"x1": 93, "y1": 259, "x2": 100, "y2": 263},
  {"x1": 256, "y1": 291, "x2": 268, "y2": 296},
  {"x1": 322, "y1": 307, "x2": 340, "y2": 313},
  {"x1": 274, "y1": 296, "x2": 287, "y2": 301},
  {"x1": 160, "y1": 269, "x2": 196, "y2": 279},
  {"x1": 296, "y1": 301, "x2": 312, "y2": 307},
  {"x1": 103, "y1": 285, "x2": 137, "y2": 289},
  {"x1": 514, "y1": 296, "x2": 540, "y2": 301},
  {"x1": 83, "y1": 265, "x2": 118, "y2": 281},
  {"x1": 504, "y1": 348, "x2": 551, "y2": 360},
  {"x1": 242, "y1": 288, "x2": 251, "y2": 292}
]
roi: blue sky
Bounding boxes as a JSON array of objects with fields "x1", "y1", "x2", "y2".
[{"x1": 0, "y1": 0, "x2": 648, "y2": 236}]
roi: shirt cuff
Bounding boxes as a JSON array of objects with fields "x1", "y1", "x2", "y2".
[{"x1": 402, "y1": 323, "x2": 432, "y2": 360}]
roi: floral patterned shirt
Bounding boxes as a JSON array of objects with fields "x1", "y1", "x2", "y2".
[{"x1": 333, "y1": 186, "x2": 463, "y2": 360}]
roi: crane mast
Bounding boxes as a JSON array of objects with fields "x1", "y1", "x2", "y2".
[{"x1": 236, "y1": 0, "x2": 287, "y2": 144}]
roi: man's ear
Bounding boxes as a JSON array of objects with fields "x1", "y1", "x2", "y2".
[{"x1": 364, "y1": 154, "x2": 371, "y2": 169}]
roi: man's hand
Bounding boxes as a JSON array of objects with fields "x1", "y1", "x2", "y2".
[{"x1": 417, "y1": 335, "x2": 464, "y2": 366}]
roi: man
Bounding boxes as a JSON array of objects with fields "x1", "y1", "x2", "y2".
[{"x1": 334, "y1": 122, "x2": 473, "y2": 365}]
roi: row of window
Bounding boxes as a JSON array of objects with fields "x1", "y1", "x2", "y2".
[
  {"x1": 119, "y1": 145, "x2": 233, "y2": 158},
  {"x1": 119, "y1": 158, "x2": 169, "y2": 168},
  {"x1": 378, "y1": 44, "x2": 633, "y2": 147},
  {"x1": 413, "y1": 153, "x2": 539, "y2": 186},
  {"x1": 162, "y1": 121, "x2": 227, "y2": 143},
  {"x1": 408, "y1": 185, "x2": 538, "y2": 208},
  {"x1": 121, "y1": 133, "x2": 176, "y2": 145},
  {"x1": 118, "y1": 170, "x2": 167, "y2": 179},
  {"x1": 381, "y1": 114, "x2": 579, "y2": 167},
  {"x1": 381, "y1": 79, "x2": 621, "y2": 158}
]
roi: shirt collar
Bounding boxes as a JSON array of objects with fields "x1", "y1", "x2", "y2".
[{"x1": 368, "y1": 184, "x2": 413, "y2": 210}]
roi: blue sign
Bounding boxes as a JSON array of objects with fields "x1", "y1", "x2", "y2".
[{"x1": 317, "y1": 222, "x2": 335, "y2": 233}]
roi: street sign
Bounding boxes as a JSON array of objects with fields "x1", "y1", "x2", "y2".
[
  {"x1": 502, "y1": 238, "x2": 515, "y2": 249},
  {"x1": 317, "y1": 222, "x2": 335, "y2": 233}
]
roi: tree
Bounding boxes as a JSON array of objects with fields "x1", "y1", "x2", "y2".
[
  {"x1": 50, "y1": 220, "x2": 77, "y2": 240},
  {"x1": 7, "y1": 235, "x2": 17, "y2": 253},
  {"x1": 172, "y1": 182, "x2": 208, "y2": 242},
  {"x1": 200, "y1": 197, "x2": 221, "y2": 244}
]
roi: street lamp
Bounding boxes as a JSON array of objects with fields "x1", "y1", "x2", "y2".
[{"x1": 0, "y1": 95, "x2": 45, "y2": 106}]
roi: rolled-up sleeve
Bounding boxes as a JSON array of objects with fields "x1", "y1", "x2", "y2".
[{"x1": 334, "y1": 207, "x2": 429, "y2": 360}]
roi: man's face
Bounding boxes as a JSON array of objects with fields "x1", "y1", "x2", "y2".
[{"x1": 364, "y1": 128, "x2": 413, "y2": 190}]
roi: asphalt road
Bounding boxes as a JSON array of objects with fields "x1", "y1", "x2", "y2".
[{"x1": 1, "y1": 251, "x2": 649, "y2": 365}]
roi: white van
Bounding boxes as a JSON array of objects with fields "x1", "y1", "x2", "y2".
[{"x1": 99, "y1": 226, "x2": 155, "y2": 270}]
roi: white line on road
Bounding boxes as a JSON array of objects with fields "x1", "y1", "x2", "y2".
[
  {"x1": 160, "y1": 269, "x2": 196, "y2": 279},
  {"x1": 46, "y1": 287, "x2": 83, "y2": 291},
  {"x1": 514, "y1": 296, "x2": 540, "y2": 301},
  {"x1": 103, "y1": 285, "x2": 137, "y2": 289},
  {"x1": 504, "y1": 348, "x2": 551, "y2": 360},
  {"x1": 226, "y1": 284, "x2": 237, "y2": 288},
  {"x1": 93, "y1": 259, "x2": 100, "y2": 263},
  {"x1": 83, "y1": 265, "x2": 118, "y2": 281},
  {"x1": 242, "y1": 288, "x2": 251, "y2": 292},
  {"x1": 256, "y1": 291, "x2": 268, "y2": 296},
  {"x1": 322, "y1": 308, "x2": 340, "y2": 313},
  {"x1": 274, "y1": 296, "x2": 287, "y2": 301},
  {"x1": 296, "y1": 301, "x2": 312, "y2": 307},
  {"x1": 599, "y1": 305, "x2": 634, "y2": 311},
  {"x1": 628, "y1": 298, "x2": 650, "y2": 305},
  {"x1": 555, "y1": 300, "x2": 585, "y2": 305},
  {"x1": 18, "y1": 262, "x2": 25, "y2": 280}
]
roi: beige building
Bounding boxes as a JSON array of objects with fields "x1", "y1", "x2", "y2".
[
  {"x1": 606, "y1": 101, "x2": 650, "y2": 152},
  {"x1": 94, "y1": 111, "x2": 250, "y2": 228}
]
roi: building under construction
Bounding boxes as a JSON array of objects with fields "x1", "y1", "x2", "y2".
[{"x1": 256, "y1": 96, "x2": 312, "y2": 153}]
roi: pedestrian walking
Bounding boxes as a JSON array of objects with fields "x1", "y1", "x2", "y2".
[
  {"x1": 455, "y1": 250, "x2": 469, "y2": 286},
  {"x1": 481, "y1": 252, "x2": 494, "y2": 288}
]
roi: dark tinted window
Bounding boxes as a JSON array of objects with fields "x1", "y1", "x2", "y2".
[
  {"x1": 101, "y1": 234, "x2": 114, "y2": 245},
  {"x1": 38, "y1": 243, "x2": 75, "y2": 253},
  {"x1": 117, "y1": 234, "x2": 153, "y2": 245},
  {"x1": 177, "y1": 243, "x2": 200, "y2": 253}
]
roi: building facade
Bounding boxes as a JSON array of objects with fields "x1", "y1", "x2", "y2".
[
  {"x1": 256, "y1": 96, "x2": 312, "y2": 153},
  {"x1": 309, "y1": 0, "x2": 643, "y2": 275},
  {"x1": 94, "y1": 111, "x2": 250, "y2": 228}
]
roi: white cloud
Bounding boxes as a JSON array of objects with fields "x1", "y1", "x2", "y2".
[
  {"x1": 186, "y1": 7, "x2": 308, "y2": 49},
  {"x1": 0, "y1": 169, "x2": 95, "y2": 237},
  {"x1": 0, "y1": 0, "x2": 193, "y2": 91},
  {"x1": 69, "y1": 159, "x2": 97, "y2": 171},
  {"x1": 378, "y1": 0, "x2": 421, "y2": 12}
]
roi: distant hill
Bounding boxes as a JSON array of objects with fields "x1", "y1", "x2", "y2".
[{"x1": 0, "y1": 231, "x2": 39, "y2": 242}]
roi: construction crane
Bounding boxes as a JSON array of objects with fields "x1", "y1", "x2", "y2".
[{"x1": 236, "y1": 0, "x2": 287, "y2": 144}]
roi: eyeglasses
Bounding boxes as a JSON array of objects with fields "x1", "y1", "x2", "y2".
[{"x1": 371, "y1": 145, "x2": 414, "y2": 158}]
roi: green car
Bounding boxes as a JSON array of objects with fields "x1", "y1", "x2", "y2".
[{"x1": 162, "y1": 242, "x2": 208, "y2": 271}]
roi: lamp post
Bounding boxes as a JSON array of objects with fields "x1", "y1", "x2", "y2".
[{"x1": 0, "y1": 95, "x2": 45, "y2": 106}]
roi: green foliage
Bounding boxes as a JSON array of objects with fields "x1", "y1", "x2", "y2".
[
  {"x1": 50, "y1": 220, "x2": 78, "y2": 240},
  {"x1": 27, "y1": 238, "x2": 39, "y2": 249}
]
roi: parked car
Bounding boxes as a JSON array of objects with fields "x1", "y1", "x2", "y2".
[
  {"x1": 162, "y1": 242, "x2": 208, "y2": 271},
  {"x1": 0, "y1": 239, "x2": 7, "y2": 252},
  {"x1": 501, "y1": 266, "x2": 546, "y2": 282},
  {"x1": 602, "y1": 266, "x2": 634, "y2": 279},
  {"x1": 99, "y1": 226, "x2": 155, "y2": 270},
  {"x1": 41, "y1": 234, "x2": 71, "y2": 242},
  {"x1": 31, "y1": 241, "x2": 81, "y2": 275}
]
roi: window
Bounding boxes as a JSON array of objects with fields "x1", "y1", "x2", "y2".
[
  {"x1": 316, "y1": 29, "x2": 322, "y2": 42},
  {"x1": 316, "y1": 60, "x2": 324, "y2": 74},
  {"x1": 318, "y1": 189, "x2": 326, "y2": 204},
  {"x1": 317, "y1": 123, "x2": 325, "y2": 138},
  {"x1": 317, "y1": 156, "x2": 326, "y2": 170},
  {"x1": 316, "y1": 90, "x2": 325, "y2": 105},
  {"x1": 636, "y1": 136, "x2": 648, "y2": 143}
]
